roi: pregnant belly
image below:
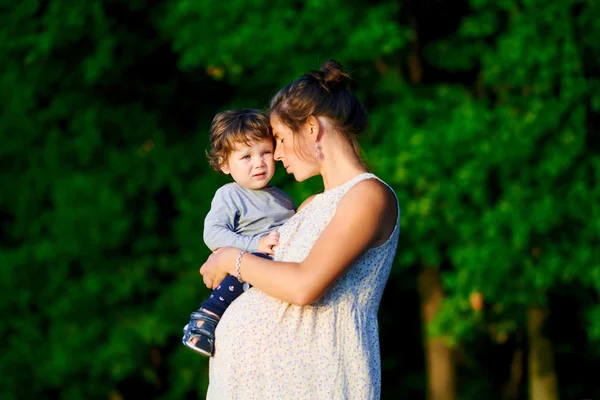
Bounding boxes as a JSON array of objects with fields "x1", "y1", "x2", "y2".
[{"x1": 213, "y1": 288, "x2": 286, "y2": 353}]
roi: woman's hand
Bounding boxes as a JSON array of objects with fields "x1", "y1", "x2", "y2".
[{"x1": 199, "y1": 247, "x2": 238, "y2": 289}]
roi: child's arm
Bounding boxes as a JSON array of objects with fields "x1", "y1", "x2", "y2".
[{"x1": 203, "y1": 185, "x2": 269, "y2": 253}]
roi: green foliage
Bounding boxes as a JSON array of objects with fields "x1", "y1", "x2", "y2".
[
  {"x1": 157, "y1": 0, "x2": 408, "y2": 86},
  {"x1": 1, "y1": 0, "x2": 599, "y2": 399}
]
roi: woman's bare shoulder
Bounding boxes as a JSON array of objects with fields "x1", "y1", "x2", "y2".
[
  {"x1": 346, "y1": 178, "x2": 396, "y2": 209},
  {"x1": 339, "y1": 178, "x2": 398, "y2": 245}
]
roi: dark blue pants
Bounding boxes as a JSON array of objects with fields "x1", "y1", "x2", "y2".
[{"x1": 200, "y1": 252, "x2": 270, "y2": 317}]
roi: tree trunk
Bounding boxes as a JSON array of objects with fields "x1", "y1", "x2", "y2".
[
  {"x1": 503, "y1": 344, "x2": 523, "y2": 399},
  {"x1": 527, "y1": 306, "x2": 559, "y2": 400},
  {"x1": 418, "y1": 267, "x2": 456, "y2": 400},
  {"x1": 407, "y1": 17, "x2": 422, "y2": 84},
  {"x1": 411, "y1": 11, "x2": 454, "y2": 400}
]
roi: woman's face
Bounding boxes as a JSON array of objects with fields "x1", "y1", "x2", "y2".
[{"x1": 271, "y1": 114, "x2": 319, "y2": 182}]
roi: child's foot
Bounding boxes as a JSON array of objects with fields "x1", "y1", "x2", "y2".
[{"x1": 182, "y1": 309, "x2": 220, "y2": 356}]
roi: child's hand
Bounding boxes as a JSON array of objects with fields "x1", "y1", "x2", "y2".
[{"x1": 258, "y1": 231, "x2": 279, "y2": 255}]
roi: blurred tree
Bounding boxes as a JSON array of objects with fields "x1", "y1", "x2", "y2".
[
  {"x1": 0, "y1": 1, "x2": 219, "y2": 398},
  {"x1": 1, "y1": 0, "x2": 599, "y2": 399},
  {"x1": 387, "y1": 1, "x2": 600, "y2": 399}
]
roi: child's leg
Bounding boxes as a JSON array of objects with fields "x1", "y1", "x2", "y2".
[
  {"x1": 200, "y1": 274, "x2": 245, "y2": 317},
  {"x1": 200, "y1": 252, "x2": 270, "y2": 316},
  {"x1": 182, "y1": 275, "x2": 244, "y2": 357},
  {"x1": 182, "y1": 253, "x2": 270, "y2": 356}
]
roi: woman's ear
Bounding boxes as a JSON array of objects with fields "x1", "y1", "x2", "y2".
[
  {"x1": 307, "y1": 115, "x2": 325, "y2": 142},
  {"x1": 306, "y1": 115, "x2": 320, "y2": 139}
]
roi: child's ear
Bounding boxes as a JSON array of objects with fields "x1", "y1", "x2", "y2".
[{"x1": 219, "y1": 157, "x2": 230, "y2": 174}]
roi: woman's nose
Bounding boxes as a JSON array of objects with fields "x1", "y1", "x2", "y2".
[{"x1": 274, "y1": 143, "x2": 283, "y2": 161}]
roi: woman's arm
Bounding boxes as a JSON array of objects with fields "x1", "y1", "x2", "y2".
[{"x1": 201, "y1": 179, "x2": 398, "y2": 306}]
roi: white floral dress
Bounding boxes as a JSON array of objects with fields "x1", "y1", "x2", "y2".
[{"x1": 207, "y1": 173, "x2": 400, "y2": 400}]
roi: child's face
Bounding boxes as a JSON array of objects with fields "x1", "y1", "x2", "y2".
[{"x1": 221, "y1": 138, "x2": 276, "y2": 189}]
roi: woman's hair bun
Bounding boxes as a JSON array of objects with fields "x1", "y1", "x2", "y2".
[{"x1": 320, "y1": 60, "x2": 350, "y2": 91}]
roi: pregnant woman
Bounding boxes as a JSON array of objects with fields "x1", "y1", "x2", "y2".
[{"x1": 199, "y1": 60, "x2": 400, "y2": 400}]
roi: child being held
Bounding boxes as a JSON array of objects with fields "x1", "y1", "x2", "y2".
[{"x1": 182, "y1": 109, "x2": 295, "y2": 356}]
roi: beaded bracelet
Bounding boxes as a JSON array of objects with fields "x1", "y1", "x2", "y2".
[{"x1": 235, "y1": 250, "x2": 245, "y2": 283}]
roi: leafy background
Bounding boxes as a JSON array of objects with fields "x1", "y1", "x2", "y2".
[{"x1": 1, "y1": 0, "x2": 599, "y2": 399}]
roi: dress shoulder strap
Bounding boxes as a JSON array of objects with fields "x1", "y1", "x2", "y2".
[
  {"x1": 336, "y1": 173, "x2": 401, "y2": 231},
  {"x1": 334, "y1": 172, "x2": 377, "y2": 194}
]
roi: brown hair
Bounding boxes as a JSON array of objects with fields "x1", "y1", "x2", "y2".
[
  {"x1": 207, "y1": 109, "x2": 272, "y2": 173},
  {"x1": 269, "y1": 60, "x2": 368, "y2": 158}
]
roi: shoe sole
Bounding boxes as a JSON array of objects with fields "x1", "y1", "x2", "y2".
[{"x1": 185, "y1": 339, "x2": 213, "y2": 357}]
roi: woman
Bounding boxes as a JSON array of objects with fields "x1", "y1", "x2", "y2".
[{"x1": 199, "y1": 60, "x2": 400, "y2": 399}]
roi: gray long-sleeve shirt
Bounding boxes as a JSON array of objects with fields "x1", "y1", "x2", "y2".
[{"x1": 203, "y1": 183, "x2": 296, "y2": 252}]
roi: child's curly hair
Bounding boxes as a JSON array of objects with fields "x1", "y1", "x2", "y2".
[{"x1": 207, "y1": 109, "x2": 273, "y2": 173}]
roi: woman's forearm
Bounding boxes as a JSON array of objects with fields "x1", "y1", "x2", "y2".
[{"x1": 226, "y1": 251, "x2": 315, "y2": 305}]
